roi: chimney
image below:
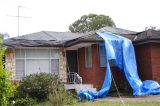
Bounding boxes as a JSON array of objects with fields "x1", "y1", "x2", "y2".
[{"x1": 146, "y1": 29, "x2": 152, "y2": 37}]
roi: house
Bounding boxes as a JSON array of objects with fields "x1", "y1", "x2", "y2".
[
  {"x1": 3, "y1": 31, "x2": 84, "y2": 83},
  {"x1": 3, "y1": 27, "x2": 160, "y2": 89}
]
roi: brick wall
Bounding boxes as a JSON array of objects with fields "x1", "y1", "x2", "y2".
[
  {"x1": 135, "y1": 44, "x2": 153, "y2": 80},
  {"x1": 135, "y1": 43, "x2": 160, "y2": 82},
  {"x1": 78, "y1": 44, "x2": 129, "y2": 89},
  {"x1": 150, "y1": 43, "x2": 160, "y2": 82}
]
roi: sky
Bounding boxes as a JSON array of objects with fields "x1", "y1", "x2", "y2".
[{"x1": 0, "y1": 0, "x2": 160, "y2": 37}]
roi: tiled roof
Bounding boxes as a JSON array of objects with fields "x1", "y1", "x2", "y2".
[
  {"x1": 3, "y1": 31, "x2": 85, "y2": 47},
  {"x1": 135, "y1": 29, "x2": 160, "y2": 41}
]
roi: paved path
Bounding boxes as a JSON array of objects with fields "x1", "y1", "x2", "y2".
[{"x1": 97, "y1": 95, "x2": 160, "y2": 102}]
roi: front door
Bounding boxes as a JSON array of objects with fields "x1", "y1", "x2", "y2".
[{"x1": 66, "y1": 50, "x2": 78, "y2": 73}]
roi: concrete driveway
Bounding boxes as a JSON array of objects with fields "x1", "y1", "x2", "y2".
[{"x1": 97, "y1": 95, "x2": 160, "y2": 102}]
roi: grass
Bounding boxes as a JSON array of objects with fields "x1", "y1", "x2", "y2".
[{"x1": 34, "y1": 100, "x2": 160, "y2": 106}]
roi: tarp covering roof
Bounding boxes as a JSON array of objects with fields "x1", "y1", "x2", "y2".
[{"x1": 78, "y1": 32, "x2": 160, "y2": 101}]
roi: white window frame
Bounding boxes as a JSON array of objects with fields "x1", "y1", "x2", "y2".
[{"x1": 14, "y1": 48, "x2": 60, "y2": 80}]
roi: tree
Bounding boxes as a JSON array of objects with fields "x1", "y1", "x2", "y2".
[
  {"x1": 0, "y1": 35, "x2": 14, "y2": 106},
  {"x1": 69, "y1": 13, "x2": 116, "y2": 33}
]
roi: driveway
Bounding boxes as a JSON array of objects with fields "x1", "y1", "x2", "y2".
[{"x1": 97, "y1": 95, "x2": 160, "y2": 102}]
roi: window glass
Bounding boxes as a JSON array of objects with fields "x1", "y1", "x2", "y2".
[
  {"x1": 15, "y1": 49, "x2": 60, "y2": 79},
  {"x1": 15, "y1": 49, "x2": 25, "y2": 58},
  {"x1": 15, "y1": 60, "x2": 25, "y2": 79},
  {"x1": 26, "y1": 49, "x2": 50, "y2": 58},
  {"x1": 85, "y1": 46, "x2": 92, "y2": 68},
  {"x1": 51, "y1": 59, "x2": 59, "y2": 75},
  {"x1": 26, "y1": 59, "x2": 50, "y2": 75},
  {"x1": 99, "y1": 45, "x2": 107, "y2": 67},
  {"x1": 99, "y1": 44, "x2": 117, "y2": 67},
  {"x1": 51, "y1": 49, "x2": 59, "y2": 58}
]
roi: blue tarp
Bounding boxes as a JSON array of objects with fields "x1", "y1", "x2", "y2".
[{"x1": 78, "y1": 32, "x2": 160, "y2": 101}]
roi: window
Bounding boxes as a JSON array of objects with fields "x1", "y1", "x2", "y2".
[
  {"x1": 99, "y1": 44, "x2": 117, "y2": 67},
  {"x1": 85, "y1": 46, "x2": 92, "y2": 68},
  {"x1": 15, "y1": 49, "x2": 60, "y2": 79},
  {"x1": 99, "y1": 44, "x2": 107, "y2": 67},
  {"x1": 15, "y1": 49, "x2": 25, "y2": 79}
]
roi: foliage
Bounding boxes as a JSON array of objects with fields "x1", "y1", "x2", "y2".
[
  {"x1": 69, "y1": 13, "x2": 116, "y2": 33},
  {"x1": 0, "y1": 35, "x2": 15, "y2": 106},
  {"x1": 14, "y1": 98, "x2": 36, "y2": 106},
  {"x1": 49, "y1": 91, "x2": 77, "y2": 106},
  {"x1": 48, "y1": 76, "x2": 66, "y2": 106},
  {"x1": 0, "y1": 33, "x2": 9, "y2": 40},
  {"x1": 14, "y1": 73, "x2": 60, "y2": 101},
  {"x1": 64, "y1": 91, "x2": 77, "y2": 105},
  {"x1": 48, "y1": 78, "x2": 77, "y2": 105}
]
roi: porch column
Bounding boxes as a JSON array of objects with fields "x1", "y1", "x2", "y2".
[
  {"x1": 5, "y1": 48, "x2": 15, "y2": 77},
  {"x1": 59, "y1": 48, "x2": 67, "y2": 83}
]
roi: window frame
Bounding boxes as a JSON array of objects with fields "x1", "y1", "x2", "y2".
[
  {"x1": 99, "y1": 44, "x2": 117, "y2": 68},
  {"x1": 99, "y1": 44, "x2": 107, "y2": 67},
  {"x1": 14, "y1": 48, "x2": 60, "y2": 80},
  {"x1": 85, "y1": 46, "x2": 92, "y2": 68}
]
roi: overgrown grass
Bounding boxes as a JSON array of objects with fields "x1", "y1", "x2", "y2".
[{"x1": 34, "y1": 100, "x2": 160, "y2": 106}]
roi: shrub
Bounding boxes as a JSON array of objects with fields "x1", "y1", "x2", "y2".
[
  {"x1": 49, "y1": 87, "x2": 77, "y2": 106},
  {"x1": 0, "y1": 36, "x2": 15, "y2": 106},
  {"x1": 48, "y1": 76, "x2": 66, "y2": 106},
  {"x1": 64, "y1": 91, "x2": 77, "y2": 105},
  {"x1": 14, "y1": 73, "x2": 60, "y2": 101},
  {"x1": 14, "y1": 98, "x2": 36, "y2": 106}
]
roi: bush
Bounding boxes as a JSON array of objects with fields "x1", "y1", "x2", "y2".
[
  {"x1": 64, "y1": 91, "x2": 77, "y2": 105},
  {"x1": 14, "y1": 98, "x2": 36, "y2": 106},
  {"x1": 49, "y1": 88, "x2": 77, "y2": 106},
  {"x1": 14, "y1": 73, "x2": 60, "y2": 101},
  {"x1": 0, "y1": 36, "x2": 15, "y2": 106},
  {"x1": 48, "y1": 76, "x2": 66, "y2": 106}
]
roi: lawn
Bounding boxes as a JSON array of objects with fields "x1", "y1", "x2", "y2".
[{"x1": 35, "y1": 100, "x2": 160, "y2": 106}]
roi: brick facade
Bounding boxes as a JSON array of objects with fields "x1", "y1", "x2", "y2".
[
  {"x1": 78, "y1": 44, "x2": 129, "y2": 88},
  {"x1": 78, "y1": 43, "x2": 160, "y2": 89},
  {"x1": 135, "y1": 43, "x2": 160, "y2": 82},
  {"x1": 150, "y1": 43, "x2": 160, "y2": 82},
  {"x1": 135, "y1": 44, "x2": 153, "y2": 80}
]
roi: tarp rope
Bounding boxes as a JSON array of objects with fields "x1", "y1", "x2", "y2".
[{"x1": 110, "y1": 69, "x2": 125, "y2": 106}]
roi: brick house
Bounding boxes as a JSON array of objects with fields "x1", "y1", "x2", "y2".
[{"x1": 3, "y1": 27, "x2": 160, "y2": 89}]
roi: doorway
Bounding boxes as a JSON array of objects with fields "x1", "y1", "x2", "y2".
[{"x1": 66, "y1": 50, "x2": 78, "y2": 73}]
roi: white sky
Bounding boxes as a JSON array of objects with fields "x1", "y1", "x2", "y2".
[{"x1": 0, "y1": 0, "x2": 160, "y2": 37}]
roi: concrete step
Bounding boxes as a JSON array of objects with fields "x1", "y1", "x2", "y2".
[{"x1": 64, "y1": 84, "x2": 97, "y2": 93}]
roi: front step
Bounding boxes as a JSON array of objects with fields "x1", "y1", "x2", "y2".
[{"x1": 64, "y1": 84, "x2": 97, "y2": 93}]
